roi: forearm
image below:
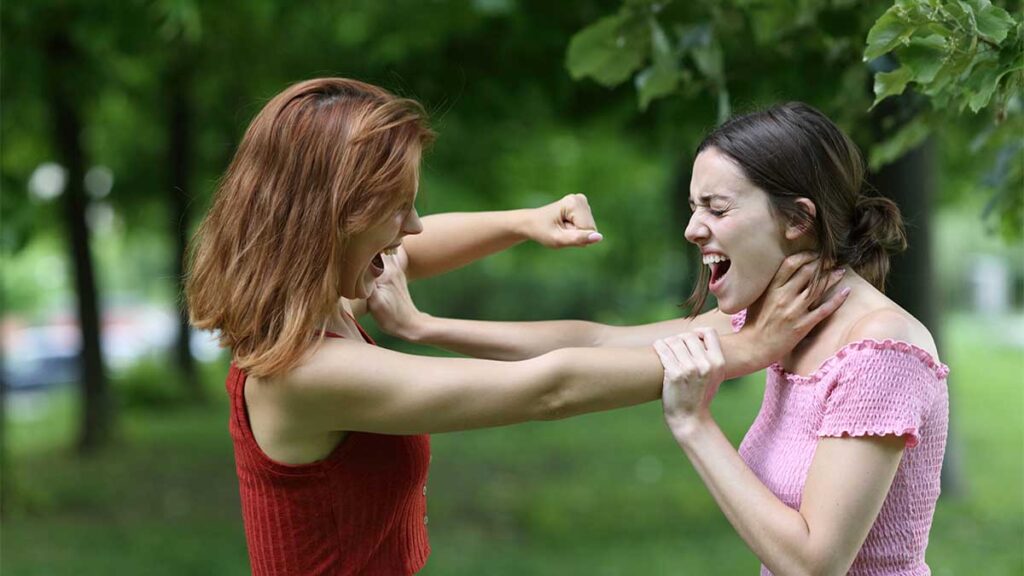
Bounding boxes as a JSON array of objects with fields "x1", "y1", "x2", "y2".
[
  {"x1": 670, "y1": 418, "x2": 828, "y2": 576},
  {"x1": 406, "y1": 309, "x2": 740, "y2": 360},
  {"x1": 408, "y1": 314, "x2": 607, "y2": 360},
  {"x1": 539, "y1": 346, "x2": 663, "y2": 419},
  {"x1": 718, "y1": 332, "x2": 777, "y2": 380},
  {"x1": 403, "y1": 210, "x2": 532, "y2": 280}
]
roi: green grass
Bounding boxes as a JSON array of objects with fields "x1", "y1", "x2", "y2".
[{"x1": 3, "y1": 314, "x2": 1022, "y2": 575}]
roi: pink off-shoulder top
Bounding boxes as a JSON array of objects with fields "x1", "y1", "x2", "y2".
[{"x1": 733, "y1": 311, "x2": 949, "y2": 576}]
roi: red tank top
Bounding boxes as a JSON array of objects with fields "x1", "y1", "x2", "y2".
[{"x1": 226, "y1": 324, "x2": 431, "y2": 575}]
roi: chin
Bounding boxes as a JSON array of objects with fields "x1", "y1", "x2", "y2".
[
  {"x1": 715, "y1": 285, "x2": 763, "y2": 315},
  {"x1": 340, "y1": 278, "x2": 374, "y2": 301},
  {"x1": 717, "y1": 299, "x2": 743, "y2": 315}
]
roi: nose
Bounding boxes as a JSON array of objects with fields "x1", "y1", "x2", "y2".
[
  {"x1": 403, "y1": 208, "x2": 424, "y2": 236},
  {"x1": 684, "y1": 211, "x2": 709, "y2": 245}
]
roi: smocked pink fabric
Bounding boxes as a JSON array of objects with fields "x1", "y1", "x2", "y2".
[{"x1": 733, "y1": 310, "x2": 949, "y2": 575}]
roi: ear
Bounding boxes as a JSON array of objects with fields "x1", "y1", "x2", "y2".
[{"x1": 784, "y1": 198, "x2": 817, "y2": 241}]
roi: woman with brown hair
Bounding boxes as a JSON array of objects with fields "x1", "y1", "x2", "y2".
[
  {"x1": 187, "y1": 79, "x2": 848, "y2": 575},
  {"x1": 373, "y1": 102, "x2": 948, "y2": 574},
  {"x1": 653, "y1": 103, "x2": 949, "y2": 575}
]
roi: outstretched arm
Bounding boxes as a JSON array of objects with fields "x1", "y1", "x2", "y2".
[
  {"x1": 370, "y1": 251, "x2": 847, "y2": 364},
  {"x1": 260, "y1": 318, "x2": 814, "y2": 437}
]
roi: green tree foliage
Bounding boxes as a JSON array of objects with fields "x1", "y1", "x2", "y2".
[
  {"x1": 865, "y1": 0, "x2": 1022, "y2": 238},
  {"x1": 566, "y1": 0, "x2": 1024, "y2": 238}
]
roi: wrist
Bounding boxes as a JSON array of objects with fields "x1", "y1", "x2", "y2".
[
  {"x1": 665, "y1": 410, "x2": 715, "y2": 445},
  {"x1": 731, "y1": 331, "x2": 772, "y2": 373},
  {"x1": 509, "y1": 208, "x2": 537, "y2": 243},
  {"x1": 401, "y1": 311, "x2": 434, "y2": 344}
]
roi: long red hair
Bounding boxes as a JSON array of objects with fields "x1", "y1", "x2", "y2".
[{"x1": 187, "y1": 78, "x2": 433, "y2": 377}]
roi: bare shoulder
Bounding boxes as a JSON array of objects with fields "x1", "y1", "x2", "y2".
[
  {"x1": 843, "y1": 306, "x2": 938, "y2": 358},
  {"x1": 249, "y1": 338, "x2": 375, "y2": 406},
  {"x1": 279, "y1": 336, "x2": 378, "y2": 394}
]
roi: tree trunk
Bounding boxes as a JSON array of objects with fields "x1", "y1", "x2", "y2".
[
  {"x1": 870, "y1": 137, "x2": 965, "y2": 498},
  {"x1": 167, "y1": 50, "x2": 202, "y2": 401},
  {"x1": 45, "y1": 32, "x2": 112, "y2": 454}
]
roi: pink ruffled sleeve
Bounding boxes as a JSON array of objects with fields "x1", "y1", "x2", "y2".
[
  {"x1": 818, "y1": 341, "x2": 949, "y2": 448},
  {"x1": 731, "y1": 309, "x2": 747, "y2": 333}
]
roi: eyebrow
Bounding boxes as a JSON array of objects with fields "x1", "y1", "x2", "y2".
[{"x1": 688, "y1": 193, "x2": 731, "y2": 206}]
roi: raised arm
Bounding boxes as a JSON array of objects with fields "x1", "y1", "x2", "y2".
[
  {"x1": 348, "y1": 194, "x2": 602, "y2": 317},
  {"x1": 402, "y1": 193, "x2": 602, "y2": 281}
]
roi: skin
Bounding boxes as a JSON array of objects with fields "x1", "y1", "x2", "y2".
[
  {"x1": 654, "y1": 147, "x2": 940, "y2": 575},
  {"x1": 340, "y1": 195, "x2": 423, "y2": 302},
  {"x1": 686, "y1": 148, "x2": 792, "y2": 314},
  {"x1": 248, "y1": 193, "x2": 608, "y2": 462},
  {"x1": 244, "y1": 184, "x2": 849, "y2": 467}
]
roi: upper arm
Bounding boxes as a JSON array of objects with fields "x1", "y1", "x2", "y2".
[
  {"x1": 797, "y1": 307, "x2": 934, "y2": 574},
  {"x1": 597, "y1": 308, "x2": 734, "y2": 347},
  {"x1": 272, "y1": 340, "x2": 557, "y2": 435},
  {"x1": 798, "y1": 436, "x2": 905, "y2": 574}
]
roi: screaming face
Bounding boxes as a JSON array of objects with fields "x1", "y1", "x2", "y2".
[
  {"x1": 686, "y1": 148, "x2": 790, "y2": 314},
  {"x1": 341, "y1": 194, "x2": 423, "y2": 300}
]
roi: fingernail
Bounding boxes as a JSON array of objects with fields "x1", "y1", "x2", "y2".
[
  {"x1": 833, "y1": 268, "x2": 846, "y2": 278},
  {"x1": 587, "y1": 232, "x2": 603, "y2": 242},
  {"x1": 841, "y1": 287, "x2": 852, "y2": 296}
]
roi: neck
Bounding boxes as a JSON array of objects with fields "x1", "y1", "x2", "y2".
[
  {"x1": 785, "y1": 266, "x2": 867, "y2": 356},
  {"x1": 324, "y1": 301, "x2": 362, "y2": 338}
]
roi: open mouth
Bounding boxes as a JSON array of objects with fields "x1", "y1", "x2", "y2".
[
  {"x1": 369, "y1": 244, "x2": 401, "y2": 278},
  {"x1": 704, "y1": 254, "x2": 731, "y2": 291},
  {"x1": 370, "y1": 253, "x2": 385, "y2": 277}
]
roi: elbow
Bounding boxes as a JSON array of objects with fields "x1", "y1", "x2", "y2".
[
  {"x1": 776, "y1": 551, "x2": 850, "y2": 576},
  {"x1": 528, "y1": 351, "x2": 576, "y2": 422},
  {"x1": 762, "y1": 537, "x2": 852, "y2": 576},
  {"x1": 536, "y1": 384, "x2": 571, "y2": 421},
  {"x1": 804, "y1": 545, "x2": 857, "y2": 576}
]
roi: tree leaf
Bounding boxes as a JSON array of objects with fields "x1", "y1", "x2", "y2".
[
  {"x1": 649, "y1": 15, "x2": 674, "y2": 68},
  {"x1": 974, "y1": 1, "x2": 1015, "y2": 43},
  {"x1": 868, "y1": 116, "x2": 931, "y2": 170},
  {"x1": 690, "y1": 34, "x2": 723, "y2": 80},
  {"x1": 566, "y1": 13, "x2": 649, "y2": 87},
  {"x1": 633, "y1": 15, "x2": 681, "y2": 110},
  {"x1": 865, "y1": 7, "x2": 915, "y2": 60},
  {"x1": 900, "y1": 34, "x2": 948, "y2": 84},
  {"x1": 871, "y1": 65, "x2": 914, "y2": 107},
  {"x1": 635, "y1": 63, "x2": 680, "y2": 110},
  {"x1": 675, "y1": 23, "x2": 711, "y2": 52},
  {"x1": 966, "y1": 54, "x2": 1021, "y2": 112},
  {"x1": 716, "y1": 86, "x2": 731, "y2": 126}
]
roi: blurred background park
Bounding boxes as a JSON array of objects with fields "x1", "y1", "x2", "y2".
[{"x1": 2, "y1": 0, "x2": 1022, "y2": 574}]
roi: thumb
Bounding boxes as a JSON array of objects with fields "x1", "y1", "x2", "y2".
[{"x1": 564, "y1": 229, "x2": 603, "y2": 246}]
